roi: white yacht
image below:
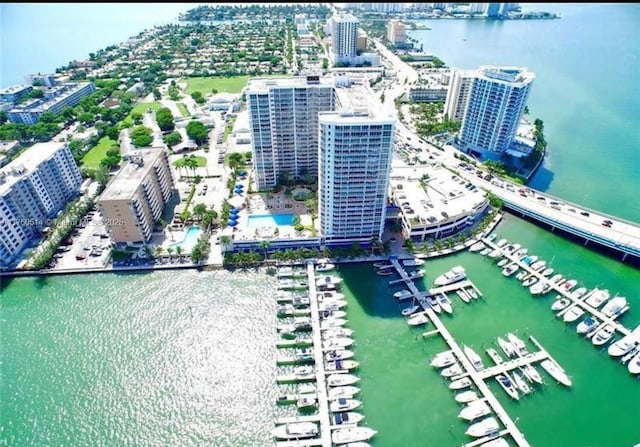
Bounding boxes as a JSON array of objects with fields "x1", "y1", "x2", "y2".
[
  {"x1": 273, "y1": 422, "x2": 319, "y2": 440},
  {"x1": 496, "y1": 373, "x2": 520, "y2": 400},
  {"x1": 320, "y1": 318, "x2": 348, "y2": 329},
  {"x1": 628, "y1": 352, "x2": 640, "y2": 375},
  {"x1": 530, "y1": 260, "x2": 547, "y2": 271},
  {"x1": 562, "y1": 305, "x2": 585, "y2": 323},
  {"x1": 318, "y1": 291, "x2": 345, "y2": 301},
  {"x1": 459, "y1": 399, "x2": 492, "y2": 421},
  {"x1": 576, "y1": 315, "x2": 600, "y2": 335},
  {"x1": 434, "y1": 266, "x2": 467, "y2": 286},
  {"x1": 394, "y1": 289, "x2": 413, "y2": 300},
  {"x1": 569, "y1": 286, "x2": 589, "y2": 300},
  {"x1": 316, "y1": 275, "x2": 342, "y2": 287},
  {"x1": 501, "y1": 263, "x2": 519, "y2": 277},
  {"x1": 551, "y1": 297, "x2": 571, "y2": 312},
  {"x1": 607, "y1": 326, "x2": 640, "y2": 357},
  {"x1": 496, "y1": 238, "x2": 508, "y2": 247},
  {"x1": 465, "y1": 417, "x2": 500, "y2": 438},
  {"x1": 480, "y1": 247, "x2": 492, "y2": 256},
  {"x1": 601, "y1": 296, "x2": 628, "y2": 318},
  {"x1": 466, "y1": 287, "x2": 479, "y2": 299},
  {"x1": 329, "y1": 398, "x2": 362, "y2": 413},
  {"x1": 430, "y1": 350, "x2": 456, "y2": 368},
  {"x1": 327, "y1": 373, "x2": 360, "y2": 387},
  {"x1": 332, "y1": 411, "x2": 365, "y2": 426},
  {"x1": 512, "y1": 370, "x2": 531, "y2": 395},
  {"x1": 522, "y1": 276, "x2": 538, "y2": 288},
  {"x1": 584, "y1": 288, "x2": 610, "y2": 309},
  {"x1": 407, "y1": 312, "x2": 429, "y2": 326},
  {"x1": 497, "y1": 258, "x2": 510, "y2": 268},
  {"x1": 455, "y1": 390, "x2": 479, "y2": 403},
  {"x1": 323, "y1": 337, "x2": 355, "y2": 350},
  {"x1": 463, "y1": 345, "x2": 485, "y2": 371},
  {"x1": 521, "y1": 364, "x2": 544, "y2": 385},
  {"x1": 325, "y1": 349, "x2": 355, "y2": 361},
  {"x1": 322, "y1": 327, "x2": 353, "y2": 339},
  {"x1": 316, "y1": 261, "x2": 335, "y2": 272},
  {"x1": 441, "y1": 362, "x2": 464, "y2": 378},
  {"x1": 541, "y1": 267, "x2": 554, "y2": 277},
  {"x1": 561, "y1": 279, "x2": 578, "y2": 292},
  {"x1": 530, "y1": 280, "x2": 550, "y2": 295},
  {"x1": 592, "y1": 324, "x2": 616, "y2": 346},
  {"x1": 426, "y1": 294, "x2": 442, "y2": 313},
  {"x1": 540, "y1": 359, "x2": 572, "y2": 386},
  {"x1": 319, "y1": 300, "x2": 348, "y2": 312},
  {"x1": 456, "y1": 289, "x2": 470, "y2": 303},
  {"x1": 496, "y1": 336, "x2": 516, "y2": 358},
  {"x1": 548, "y1": 273, "x2": 564, "y2": 284},
  {"x1": 322, "y1": 359, "x2": 357, "y2": 374},
  {"x1": 320, "y1": 309, "x2": 347, "y2": 320},
  {"x1": 437, "y1": 293, "x2": 454, "y2": 314},
  {"x1": 331, "y1": 427, "x2": 377, "y2": 445},
  {"x1": 401, "y1": 304, "x2": 421, "y2": 316},
  {"x1": 449, "y1": 377, "x2": 473, "y2": 390},
  {"x1": 403, "y1": 258, "x2": 425, "y2": 267},
  {"x1": 328, "y1": 385, "x2": 361, "y2": 400},
  {"x1": 486, "y1": 348, "x2": 503, "y2": 365},
  {"x1": 507, "y1": 333, "x2": 528, "y2": 356},
  {"x1": 470, "y1": 241, "x2": 486, "y2": 252}
]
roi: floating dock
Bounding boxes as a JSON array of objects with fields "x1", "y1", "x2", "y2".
[{"x1": 389, "y1": 258, "x2": 533, "y2": 447}]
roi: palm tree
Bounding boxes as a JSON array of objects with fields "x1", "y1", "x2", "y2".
[
  {"x1": 219, "y1": 235, "x2": 232, "y2": 251},
  {"x1": 175, "y1": 245, "x2": 183, "y2": 262},
  {"x1": 259, "y1": 240, "x2": 271, "y2": 260},
  {"x1": 155, "y1": 246, "x2": 164, "y2": 259},
  {"x1": 167, "y1": 246, "x2": 174, "y2": 260}
]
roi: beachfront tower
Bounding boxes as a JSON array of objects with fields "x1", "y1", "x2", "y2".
[
  {"x1": 444, "y1": 69, "x2": 476, "y2": 122},
  {"x1": 318, "y1": 80, "x2": 395, "y2": 244},
  {"x1": 458, "y1": 66, "x2": 535, "y2": 158},
  {"x1": 246, "y1": 76, "x2": 335, "y2": 191},
  {"x1": 331, "y1": 13, "x2": 359, "y2": 64}
]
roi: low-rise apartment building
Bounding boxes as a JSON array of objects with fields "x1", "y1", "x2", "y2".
[{"x1": 7, "y1": 82, "x2": 96, "y2": 124}]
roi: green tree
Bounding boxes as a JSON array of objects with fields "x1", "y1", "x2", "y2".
[
  {"x1": 130, "y1": 125, "x2": 153, "y2": 147},
  {"x1": 155, "y1": 107, "x2": 175, "y2": 132},
  {"x1": 186, "y1": 120, "x2": 208, "y2": 145},
  {"x1": 131, "y1": 112, "x2": 143, "y2": 125},
  {"x1": 78, "y1": 112, "x2": 95, "y2": 124},
  {"x1": 193, "y1": 203, "x2": 207, "y2": 221},
  {"x1": 191, "y1": 91, "x2": 206, "y2": 105},
  {"x1": 163, "y1": 131, "x2": 182, "y2": 147},
  {"x1": 153, "y1": 88, "x2": 162, "y2": 100}
]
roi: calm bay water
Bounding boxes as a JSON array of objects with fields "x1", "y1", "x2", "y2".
[{"x1": 1, "y1": 4, "x2": 640, "y2": 447}]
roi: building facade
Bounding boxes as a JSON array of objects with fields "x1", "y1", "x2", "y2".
[
  {"x1": 458, "y1": 66, "x2": 534, "y2": 158},
  {"x1": 97, "y1": 149, "x2": 174, "y2": 244},
  {"x1": 318, "y1": 82, "x2": 395, "y2": 244},
  {"x1": 0, "y1": 142, "x2": 82, "y2": 266},
  {"x1": 0, "y1": 85, "x2": 33, "y2": 103},
  {"x1": 246, "y1": 76, "x2": 335, "y2": 190},
  {"x1": 444, "y1": 69, "x2": 476, "y2": 121},
  {"x1": 7, "y1": 82, "x2": 96, "y2": 124},
  {"x1": 387, "y1": 20, "x2": 406, "y2": 46},
  {"x1": 331, "y1": 13, "x2": 359, "y2": 64}
]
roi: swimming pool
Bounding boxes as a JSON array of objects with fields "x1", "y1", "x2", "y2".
[
  {"x1": 168, "y1": 225, "x2": 202, "y2": 251},
  {"x1": 247, "y1": 214, "x2": 295, "y2": 228}
]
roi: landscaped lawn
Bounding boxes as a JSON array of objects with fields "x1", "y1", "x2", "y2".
[
  {"x1": 183, "y1": 76, "x2": 250, "y2": 94},
  {"x1": 172, "y1": 155, "x2": 207, "y2": 167},
  {"x1": 82, "y1": 136, "x2": 117, "y2": 170},
  {"x1": 176, "y1": 102, "x2": 189, "y2": 117},
  {"x1": 122, "y1": 101, "x2": 163, "y2": 126}
]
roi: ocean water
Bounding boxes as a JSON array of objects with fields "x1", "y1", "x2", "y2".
[{"x1": 408, "y1": 3, "x2": 640, "y2": 222}]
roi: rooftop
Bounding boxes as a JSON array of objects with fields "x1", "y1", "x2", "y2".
[
  {"x1": 0, "y1": 85, "x2": 32, "y2": 95},
  {"x1": 324, "y1": 81, "x2": 393, "y2": 122},
  {"x1": 98, "y1": 148, "x2": 165, "y2": 202},
  {"x1": 245, "y1": 75, "x2": 334, "y2": 93},
  {"x1": 0, "y1": 142, "x2": 67, "y2": 195},
  {"x1": 478, "y1": 65, "x2": 535, "y2": 85}
]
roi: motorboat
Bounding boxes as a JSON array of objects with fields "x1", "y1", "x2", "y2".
[
  {"x1": 430, "y1": 350, "x2": 456, "y2": 368},
  {"x1": 278, "y1": 279, "x2": 309, "y2": 290},
  {"x1": 327, "y1": 373, "x2": 360, "y2": 387},
  {"x1": 466, "y1": 287, "x2": 479, "y2": 299},
  {"x1": 456, "y1": 289, "x2": 470, "y2": 303},
  {"x1": 480, "y1": 247, "x2": 492, "y2": 256},
  {"x1": 278, "y1": 324, "x2": 297, "y2": 339},
  {"x1": 487, "y1": 249, "x2": 503, "y2": 259},
  {"x1": 562, "y1": 279, "x2": 578, "y2": 292},
  {"x1": 496, "y1": 238, "x2": 508, "y2": 247},
  {"x1": 478, "y1": 438, "x2": 510, "y2": 447},
  {"x1": 316, "y1": 275, "x2": 342, "y2": 288},
  {"x1": 426, "y1": 294, "x2": 442, "y2": 313},
  {"x1": 297, "y1": 394, "x2": 317, "y2": 410},
  {"x1": 520, "y1": 254, "x2": 538, "y2": 266},
  {"x1": 497, "y1": 258, "x2": 509, "y2": 268},
  {"x1": 434, "y1": 266, "x2": 467, "y2": 286},
  {"x1": 441, "y1": 362, "x2": 464, "y2": 378},
  {"x1": 325, "y1": 349, "x2": 355, "y2": 361},
  {"x1": 563, "y1": 305, "x2": 585, "y2": 323},
  {"x1": 485, "y1": 233, "x2": 498, "y2": 243},
  {"x1": 455, "y1": 390, "x2": 479, "y2": 403},
  {"x1": 512, "y1": 370, "x2": 531, "y2": 395},
  {"x1": 463, "y1": 345, "x2": 485, "y2": 371},
  {"x1": 522, "y1": 276, "x2": 538, "y2": 288},
  {"x1": 401, "y1": 305, "x2": 421, "y2": 316},
  {"x1": 449, "y1": 377, "x2": 472, "y2": 390},
  {"x1": 394, "y1": 289, "x2": 413, "y2": 300},
  {"x1": 465, "y1": 417, "x2": 500, "y2": 438},
  {"x1": 601, "y1": 296, "x2": 628, "y2": 318},
  {"x1": 323, "y1": 337, "x2": 354, "y2": 350},
  {"x1": 549, "y1": 273, "x2": 564, "y2": 284},
  {"x1": 592, "y1": 324, "x2": 616, "y2": 346},
  {"x1": 496, "y1": 336, "x2": 516, "y2": 358},
  {"x1": 530, "y1": 260, "x2": 547, "y2": 271},
  {"x1": 569, "y1": 286, "x2": 589, "y2": 300},
  {"x1": 514, "y1": 247, "x2": 528, "y2": 258},
  {"x1": 322, "y1": 327, "x2": 354, "y2": 339},
  {"x1": 277, "y1": 266, "x2": 295, "y2": 277},
  {"x1": 521, "y1": 364, "x2": 543, "y2": 385},
  {"x1": 329, "y1": 398, "x2": 362, "y2": 413},
  {"x1": 328, "y1": 385, "x2": 361, "y2": 400},
  {"x1": 551, "y1": 297, "x2": 571, "y2": 312},
  {"x1": 331, "y1": 427, "x2": 377, "y2": 445},
  {"x1": 496, "y1": 374, "x2": 519, "y2": 400},
  {"x1": 540, "y1": 359, "x2": 572, "y2": 386},
  {"x1": 273, "y1": 422, "x2": 319, "y2": 440},
  {"x1": 459, "y1": 400, "x2": 492, "y2": 421},
  {"x1": 316, "y1": 261, "x2": 335, "y2": 272},
  {"x1": 576, "y1": 315, "x2": 600, "y2": 335},
  {"x1": 437, "y1": 293, "x2": 454, "y2": 314},
  {"x1": 501, "y1": 263, "x2": 519, "y2": 277},
  {"x1": 320, "y1": 318, "x2": 348, "y2": 329},
  {"x1": 320, "y1": 310, "x2": 347, "y2": 320},
  {"x1": 530, "y1": 280, "x2": 553, "y2": 296},
  {"x1": 607, "y1": 326, "x2": 640, "y2": 357},
  {"x1": 318, "y1": 291, "x2": 345, "y2": 302},
  {"x1": 292, "y1": 296, "x2": 311, "y2": 307},
  {"x1": 407, "y1": 312, "x2": 429, "y2": 326},
  {"x1": 373, "y1": 262, "x2": 391, "y2": 268},
  {"x1": 376, "y1": 269, "x2": 394, "y2": 276},
  {"x1": 621, "y1": 346, "x2": 639, "y2": 365},
  {"x1": 470, "y1": 241, "x2": 486, "y2": 252},
  {"x1": 407, "y1": 270, "x2": 424, "y2": 280},
  {"x1": 319, "y1": 300, "x2": 348, "y2": 312},
  {"x1": 584, "y1": 288, "x2": 611, "y2": 309},
  {"x1": 486, "y1": 348, "x2": 503, "y2": 365},
  {"x1": 541, "y1": 267, "x2": 554, "y2": 277},
  {"x1": 403, "y1": 258, "x2": 425, "y2": 267},
  {"x1": 628, "y1": 352, "x2": 640, "y2": 375},
  {"x1": 507, "y1": 333, "x2": 528, "y2": 356},
  {"x1": 332, "y1": 411, "x2": 365, "y2": 426},
  {"x1": 515, "y1": 271, "x2": 528, "y2": 281}
]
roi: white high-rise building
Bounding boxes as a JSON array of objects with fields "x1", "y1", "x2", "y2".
[
  {"x1": 246, "y1": 76, "x2": 335, "y2": 190},
  {"x1": 469, "y1": 3, "x2": 487, "y2": 14},
  {"x1": 331, "y1": 13, "x2": 359, "y2": 63},
  {"x1": 0, "y1": 142, "x2": 82, "y2": 266},
  {"x1": 459, "y1": 66, "x2": 535, "y2": 158},
  {"x1": 387, "y1": 19, "x2": 406, "y2": 45},
  {"x1": 444, "y1": 69, "x2": 476, "y2": 122},
  {"x1": 318, "y1": 81, "x2": 395, "y2": 243}
]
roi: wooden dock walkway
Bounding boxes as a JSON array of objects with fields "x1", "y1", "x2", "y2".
[
  {"x1": 478, "y1": 350, "x2": 548, "y2": 379},
  {"x1": 480, "y1": 237, "x2": 631, "y2": 339},
  {"x1": 389, "y1": 258, "x2": 532, "y2": 447},
  {"x1": 305, "y1": 262, "x2": 332, "y2": 447}
]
